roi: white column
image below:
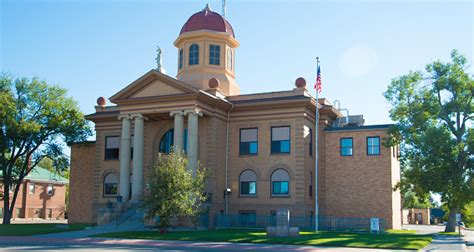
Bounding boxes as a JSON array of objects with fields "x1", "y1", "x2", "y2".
[
  {"x1": 184, "y1": 108, "x2": 202, "y2": 173},
  {"x1": 118, "y1": 114, "x2": 131, "y2": 202},
  {"x1": 170, "y1": 110, "x2": 184, "y2": 153},
  {"x1": 131, "y1": 114, "x2": 147, "y2": 201}
]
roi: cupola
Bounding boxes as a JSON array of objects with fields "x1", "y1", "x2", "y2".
[{"x1": 174, "y1": 4, "x2": 240, "y2": 96}]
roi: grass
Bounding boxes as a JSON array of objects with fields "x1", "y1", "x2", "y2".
[
  {"x1": 438, "y1": 231, "x2": 462, "y2": 236},
  {"x1": 385, "y1": 229, "x2": 417, "y2": 234},
  {"x1": 93, "y1": 229, "x2": 432, "y2": 250},
  {"x1": 0, "y1": 223, "x2": 88, "y2": 236}
]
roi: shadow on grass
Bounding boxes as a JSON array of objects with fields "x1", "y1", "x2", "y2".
[{"x1": 92, "y1": 229, "x2": 433, "y2": 250}]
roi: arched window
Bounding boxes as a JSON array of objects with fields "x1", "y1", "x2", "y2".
[
  {"x1": 159, "y1": 129, "x2": 188, "y2": 154},
  {"x1": 189, "y1": 44, "x2": 199, "y2": 65},
  {"x1": 227, "y1": 48, "x2": 232, "y2": 70},
  {"x1": 209, "y1": 45, "x2": 220, "y2": 65},
  {"x1": 271, "y1": 169, "x2": 290, "y2": 195},
  {"x1": 104, "y1": 173, "x2": 118, "y2": 196},
  {"x1": 240, "y1": 170, "x2": 257, "y2": 195},
  {"x1": 179, "y1": 48, "x2": 184, "y2": 69}
]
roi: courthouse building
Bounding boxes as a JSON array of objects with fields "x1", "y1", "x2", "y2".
[{"x1": 68, "y1": 5, "x2": 402, "y2": 229}]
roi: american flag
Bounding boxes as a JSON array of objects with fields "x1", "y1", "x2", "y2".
[{"x1": 314, "y1": 65, "x2": 322, "y2": 93}]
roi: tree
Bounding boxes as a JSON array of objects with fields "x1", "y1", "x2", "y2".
[
  {"x1": 402, "y1": 188, "x2": 433, "y2": 209},
  {"x1": 384, "y1": 50, "x2": 474, "y2": 232},
  {"x1": 144, "y1": 151, "x2": 207, "y2": 229},
  {"x1": 0, "y1": 75, "x2": 91, "y2": 224}
]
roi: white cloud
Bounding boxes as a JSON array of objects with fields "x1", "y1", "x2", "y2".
[{"x1": 340, "y1": 45, "x2": 378, "y2": 77}]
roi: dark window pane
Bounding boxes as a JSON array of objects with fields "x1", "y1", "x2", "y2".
[
  {"x1": 209, "y1": 45, "x2": 220, "y2": 65},
  {"x1": 179, "y1": 49, "x2": 183, "y2": 69},
  {"x1": 249, "y1": 142, "x2": 258, "y2": 154},
  {"x1": 189, "y1": 44, "x2": 199, "y2": 65},
  {"x1": 240, "y1": 128, "x2": 258, "y2": 155},
  {"x1": 105, "y1": 183, "x2": 117, "y2": 195},
  {"x1": 271, "y1": 127, "x2": 290, "y2": 154},
  {"x1": 273, "y1": 181, "x2": 289, "y2": 195},
  {"x1": 105, "y1": 136, "x2": 120, "y2": 160},
  {"x1": 367, "y1": 137, "x2": 380, "y2": 155},
  {"x1": 340, "y1": 138, "x2": 353, "y2": 156},
  {"x1": 240, "y1": 181, "x2": 256, "y2": 195}
]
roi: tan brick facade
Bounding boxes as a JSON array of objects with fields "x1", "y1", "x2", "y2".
[
  {"x1": 323, "y1": 128, "x2": 401, "y2": 229},
  {"x1": 67, "y1": 7, "x2": 401, "y2": 229},
  {"x1": 68, "y1": 142, "x2": 96, "y2": 224}
]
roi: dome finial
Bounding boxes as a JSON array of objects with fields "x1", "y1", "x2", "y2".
[{"x1": 204, "y1": 3, "x2": 212, "y2": 11}]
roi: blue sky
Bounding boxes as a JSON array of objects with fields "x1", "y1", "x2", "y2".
[{"x1": 1, "y1": 0, "x2": 473, "y2": 125}]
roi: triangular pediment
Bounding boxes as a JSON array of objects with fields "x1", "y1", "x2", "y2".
[
  {"x1": 131, "y1": 79, "x2": 183, "y2": 98},
  {"x1": 110, "y1": 69, "x2": 198, "y2": 102}
]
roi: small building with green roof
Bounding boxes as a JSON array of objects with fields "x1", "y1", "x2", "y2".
[{"x1": 1, "y1": 166, "x2": 68, "y2": 220}]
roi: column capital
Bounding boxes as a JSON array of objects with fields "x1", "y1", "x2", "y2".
[
  {"x1": 183, "y1": 108, "x2": 203, "y2": 117},
  {"x1": 131, "y1": 113, "x2": 149, "y2": 120},
  {"x1": 118, "y1": 114, "x2": 132, "y2": 120},
  {"x1": 169, "y1": 110, "x2": 184, "y2": 117}
]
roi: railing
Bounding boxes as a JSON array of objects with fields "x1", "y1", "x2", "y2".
[
  {"x1": 115, "y1": 202, "x2": 141, "y2": 228},
  {"x1": 215, "y1": 215, "x2": 386, "y2": 233}
]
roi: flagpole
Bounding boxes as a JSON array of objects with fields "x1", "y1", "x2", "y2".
[{"x1": 314, "y1": 57, "x2": 320, "y2": 232}]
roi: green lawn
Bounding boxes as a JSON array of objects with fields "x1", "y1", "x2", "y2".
[
  {"x1": 93, "y1": 229, "x2": 432, "y2": 250},
  {"x1": 438, "y1": 231, "x2": 462, "y2": 236},
  {"x1": 0, "y1": 224, "x2": 87, "y2": 236}
]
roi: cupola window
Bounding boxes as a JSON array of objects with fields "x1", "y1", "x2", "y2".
[
  {"x1": 209, "y1": 45, "x2": 220, "y2": 65},
  {"x1": 227, "y1": 48, "x2": 232, "y2": 70},
  {"x1": 189, "y1": 44, "x2": 199, "y2": 65},
  {"x1": 179, "y1": 48, "x2": 184, "y2": 69}
]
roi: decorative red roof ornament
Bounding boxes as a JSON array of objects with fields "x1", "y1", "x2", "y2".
[{"x1": 180, "y1": 4, "x2": 235, "y2": 38}]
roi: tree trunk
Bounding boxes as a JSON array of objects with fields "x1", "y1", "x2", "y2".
[
  {"x1": 445, "y1": 207, "x2": 459, "y2": 232},
  {"x1": 2, "y1": 186, "x2": 11, "y2": 224}
]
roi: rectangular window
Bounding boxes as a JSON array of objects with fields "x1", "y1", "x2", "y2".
[
  {"x1": 238, "y1": 211, "x2": 256, "y2": 227},
  {"x1": 239, "y1": 128, "x2": 258, "y2": 155},
  {"x1": 272, "y1": 181, "x2": 289, "y2": 195},
  {"x1": 271, "y1": 126, "x2": 290, "y2": 154},
  {"x1": 240, "y1": 181, "x2": 256, "y2": 195},
  {"x1": 105, "y1": 136, "x2": 120, "y2": 160},
  {"x1": 367, "y1": 136, "x2": 380, "y2": 155},
  {"x1": 47, "y1": 184, "x2": 54, "y2": 195},
  {"x1": 309, "y1": 128, "x2": 313, "y2": 156},
  {"x1": 340, "y1": 138, "x2": 353, "y2": 156},
  {"x1": 179, "y1": 49, "x2": 183, "y2": 69},
  {"x1": 47, "y1": 208, "x2": 52, "y2": 219},
  {"x1": 209, "y1": 45, "x2": 220, "y2": 65},
  {"x1": 29, "y1": 183, "x2": 35, "y2": 194}
]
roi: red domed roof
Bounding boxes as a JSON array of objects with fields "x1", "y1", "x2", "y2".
[{"x1": 180, "y1": 5, "x2": 235, "y2": 38}]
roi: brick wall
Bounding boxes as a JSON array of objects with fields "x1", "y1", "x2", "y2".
[
  {"x1": 68, "y1": 142, "x2": 96, "y2": 224},
  {"x1": 1, "y1": 180, "x2": 66, "y2": 220},
  {"x1": 323, "y1": 128, "x2": 401, "y2": 229}
]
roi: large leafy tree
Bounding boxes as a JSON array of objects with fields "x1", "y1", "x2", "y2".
[
  {"x1": 0, "y1": 74, "x2": 91, "y2": 224},
  {"x1": 384, "y1": 50, "x2": 473, "y2": 232},
  {"x1": 144, "y1": 151, "x2": 207, "y2": 229}
]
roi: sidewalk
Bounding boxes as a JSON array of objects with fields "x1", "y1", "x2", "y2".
[
  {"x1": 422, "y1": 234, "x2": 467, "y2": 252},
  {"x1": 463, "y1": 228, "x2": 474, "y2": 252}
]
